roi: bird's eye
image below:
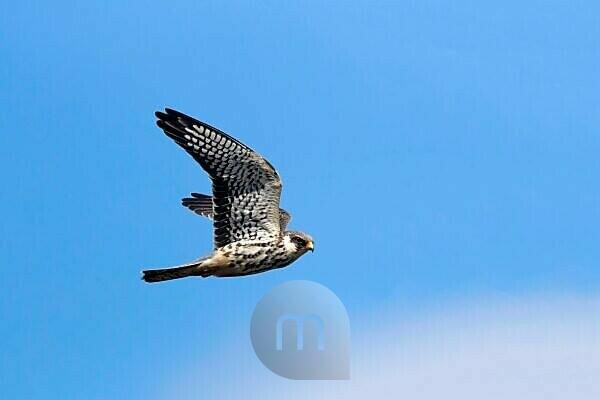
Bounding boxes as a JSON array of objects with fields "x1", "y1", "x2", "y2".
[{"x1": 292, "y1": 237, "x2": 306, "y2": 247}]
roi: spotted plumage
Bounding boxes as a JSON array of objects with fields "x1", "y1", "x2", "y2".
[{"x1": 142, "y1": 109, "x2": 314, "y2": 283}]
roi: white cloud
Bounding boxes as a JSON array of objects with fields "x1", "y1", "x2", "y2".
[{"x1": 163, "y1": 293, "x2": 600, "y2": 400}]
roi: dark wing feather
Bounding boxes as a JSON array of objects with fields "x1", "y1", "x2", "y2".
[
  {"x1": 156, "y1": 109, "x2": 282, "y2": 248},
  {"x1": 182, "y1": 193, "x2": 292, "y2": 231},
  {"x1": 278, "y1": 208, "x2": 292, "y2": 231},
  {"x1": 181, "y1": 193, "x2": 213, "y2": 218}
]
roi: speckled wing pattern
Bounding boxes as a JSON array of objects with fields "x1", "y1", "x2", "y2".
[
  {"x1": 181, "y1": 192, "x2": 292, "y2": 231},
  {"x1": 155, "y1": 109, "x2": 282, "y2": 249}
]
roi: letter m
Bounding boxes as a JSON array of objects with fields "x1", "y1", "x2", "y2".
[{"x1": 275, "y1": 314, "x2": 325, "y2": 351}]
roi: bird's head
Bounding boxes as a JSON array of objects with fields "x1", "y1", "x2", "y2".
[{"x1": 283, "y1": 231, "x2": 314, "y2": 255}]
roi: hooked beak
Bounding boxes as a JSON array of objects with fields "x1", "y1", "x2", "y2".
[{"x1": 306, "y1": 241, "x2": 314, "y2": 252}]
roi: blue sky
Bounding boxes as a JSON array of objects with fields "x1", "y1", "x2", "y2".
[{"x1": 1, "y1": 1, "x2": 599, "y2": 398}]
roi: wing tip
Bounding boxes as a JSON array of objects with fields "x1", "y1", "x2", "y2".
[{"x1": 191, "y1": 192, "x2": 211, "y2": 199}]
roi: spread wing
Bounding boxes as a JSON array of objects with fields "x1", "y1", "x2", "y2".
[
  {"x1": 182, "y1": 193, "x2": 292, "y2": 231},
  {"x1": 156, "y1": 108, "x2": 282, "y2": 248}
]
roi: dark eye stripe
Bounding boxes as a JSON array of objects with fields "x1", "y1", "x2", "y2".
[{"x1": 292, "y1": 237, "x2": 306, "y2": 246}]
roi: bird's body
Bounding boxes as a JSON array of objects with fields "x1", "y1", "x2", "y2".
[{"x1": 142, "y1": 109, "x2": 314, "y2": 283}]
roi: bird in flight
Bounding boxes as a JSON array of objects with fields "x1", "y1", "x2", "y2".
[{"x1": 142, "y1": 109, "x2": 314, "y2": 283}]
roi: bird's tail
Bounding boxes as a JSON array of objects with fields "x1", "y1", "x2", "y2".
[{"x1": 142, "y1": 258, "x2": 210, "y2": 283}]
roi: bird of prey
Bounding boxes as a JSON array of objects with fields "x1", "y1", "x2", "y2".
[{"x1": 142, "y1": 109, "x2": 314, "y2": 283}]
